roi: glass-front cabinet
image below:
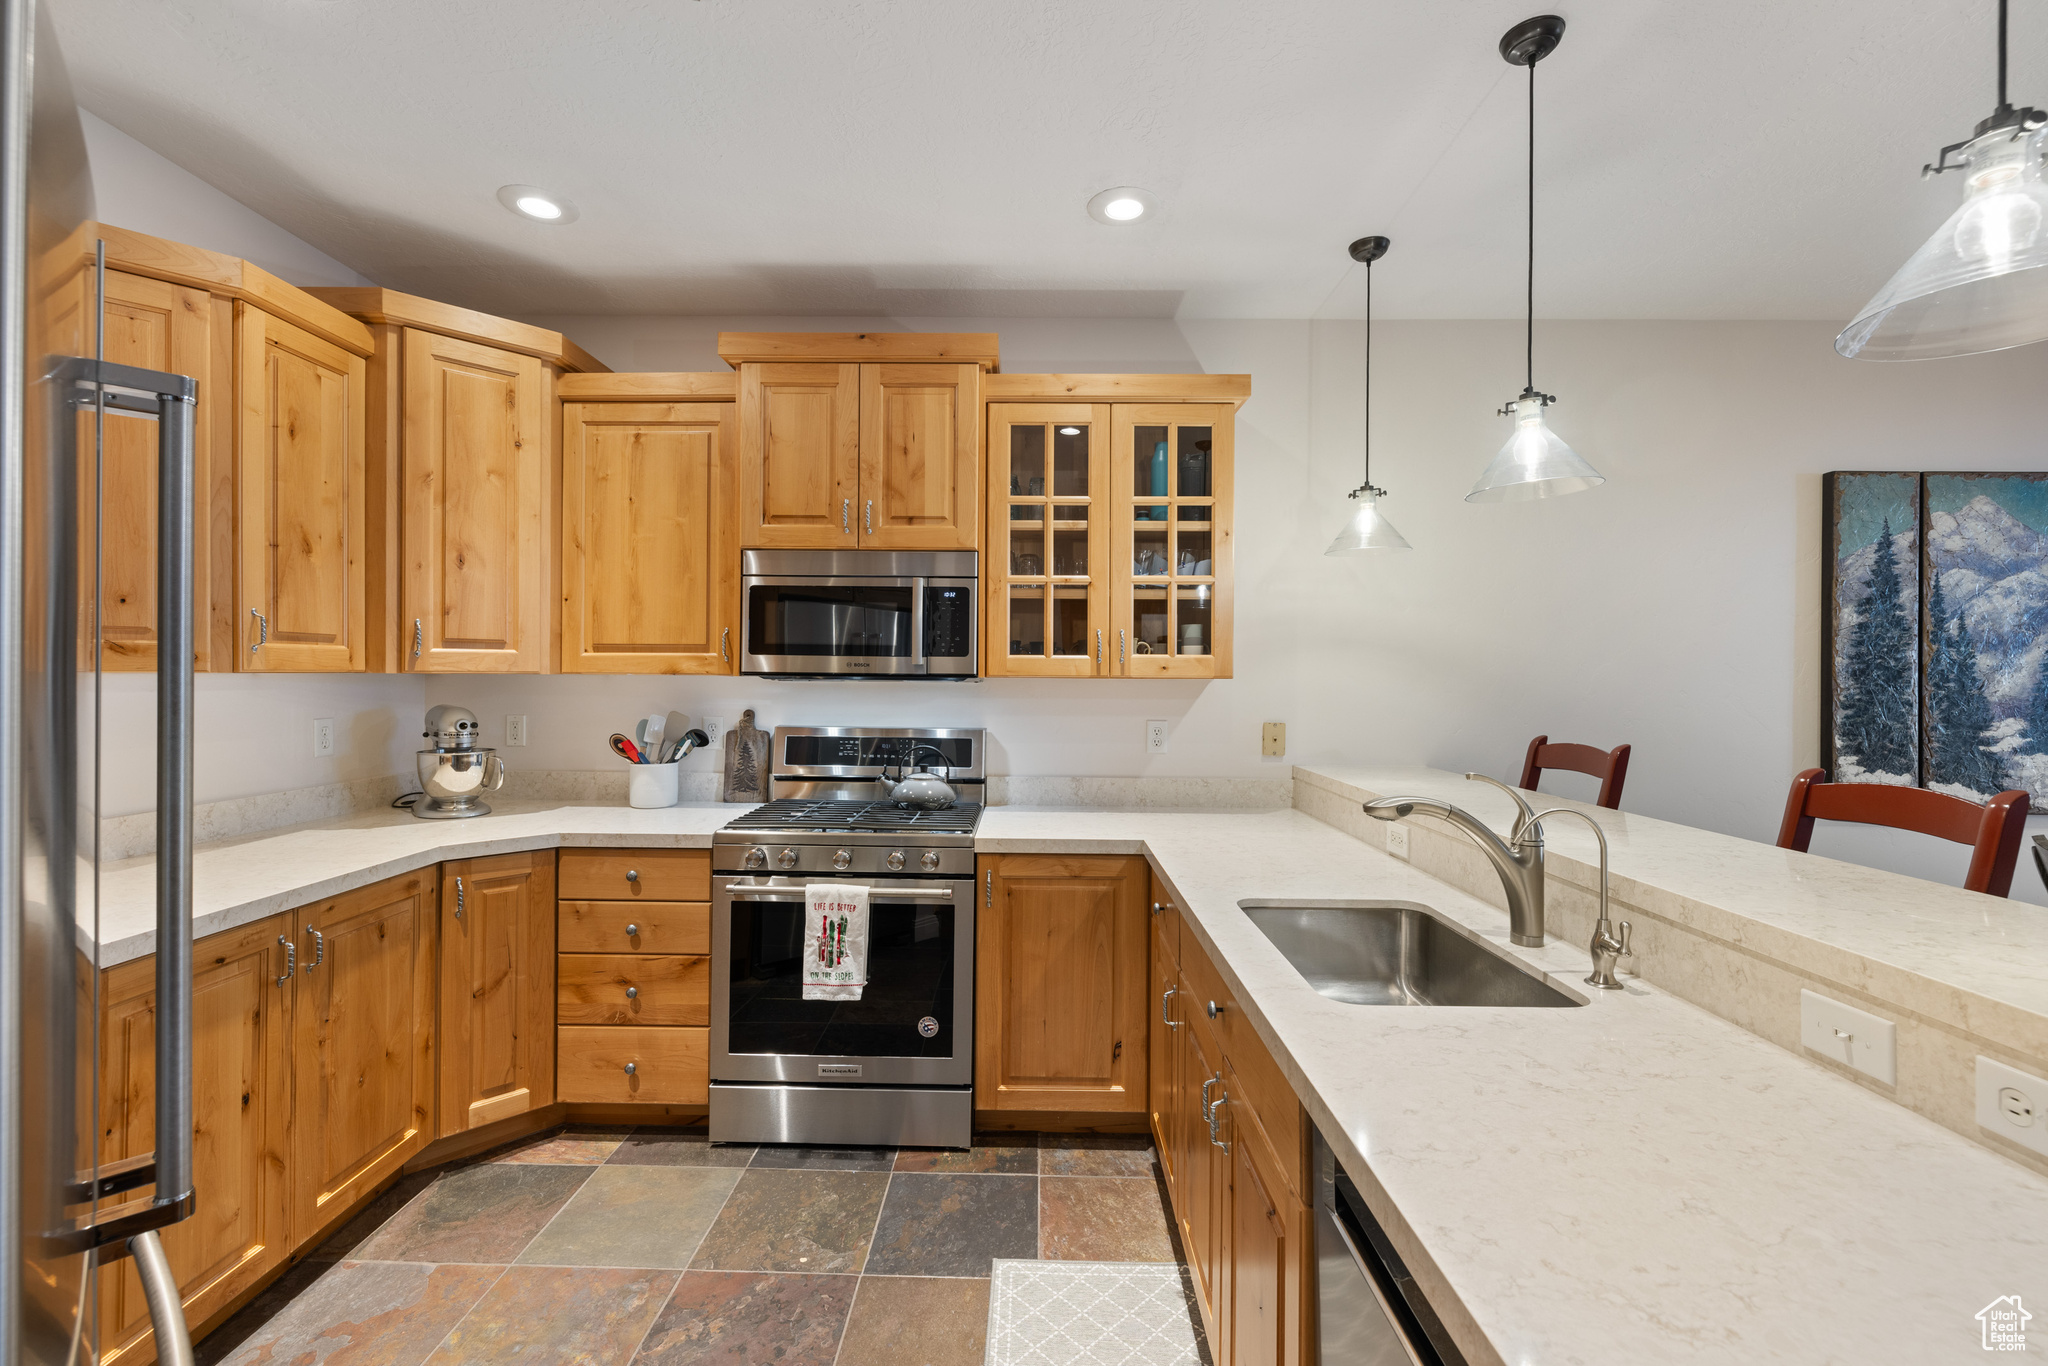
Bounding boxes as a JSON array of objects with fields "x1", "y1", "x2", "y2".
[
  {"x1": 984, "y1": 399, "x2": 1234, "y2": 679},
  {"x1": 1111, "y1": 404, "x2": 1232, "y2": 678},
  {"x1": 986, "y1": 404, "x2": 1111, "y2": 675}
]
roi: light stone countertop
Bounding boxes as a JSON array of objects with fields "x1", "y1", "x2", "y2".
[{"x1": 87, "y1": 791, "x2": 2048, "y2": 1363}]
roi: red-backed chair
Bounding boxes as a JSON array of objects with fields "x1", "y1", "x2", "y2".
[
  {"x1": 1520, "y1": 735, "x2": 1631, "y2": 810},
  {"x1": 1775, "y1": 768, "x2": 2030, "y2": 898}
]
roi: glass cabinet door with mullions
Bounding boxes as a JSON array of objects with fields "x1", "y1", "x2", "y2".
[
  {"x1": 1111, "y1": 404, "x2": 1233, "y2": 678},
  {"x1": 986, "y1": 404, "x2": 1110, "y2": 676}
]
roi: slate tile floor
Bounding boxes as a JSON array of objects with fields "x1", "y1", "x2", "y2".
[{"x1": 198, "y1": 1127, "x2": 1200, "y2": 1366}]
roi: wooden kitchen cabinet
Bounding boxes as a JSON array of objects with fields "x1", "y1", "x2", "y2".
[
  {"x1": 438, "y1": 852, "x2": 557, "y2": 1138},
  {"x1": 1111, "y1": 403, "x2": 1234, "y2": 679},
  {"x1": 288, "y1": 870, "x2": 436, "y2": 1241},
  {"x1": 95, "y1": 916, "x2": 291, "y2": 1366},
  {"x1": 84, "y1": 224, "x2": 377, "y2": 675},
  {"x1": 974, "y1": 854, "x2": 1149, "y2": 1113},
  {"x1": 985, "y1": 403, "x2": 1111, "y2": 675},
  {"x1": 235, "y1": 304, "x2": 370, "y2": 671},
  {"x1": 725, "y1": 334, "x2": 992, "y2": 551},
  {"x1": 560, "y1": 394, "x2": 738, "y2": 672},
  {"x1": 306, "y1": 287, "x2": 608, "y2": 672}
]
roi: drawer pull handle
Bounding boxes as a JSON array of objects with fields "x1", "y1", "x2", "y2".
[
  {"x1": 842, "y1": 498, "x2": 851, "y2": 534},
  {"x1": 623, "y1": 1062, "x2": 637, "y2": 1075},
  {"x1": 865, "y1": 498, "x2": 873, "y2": 535},
  {"x1": 306, "y1": 927, "x2": 323, "y2": 968},
  {"x1": 625, "y1": 986, "x2": 639, "y2": 999},
  {"x1": 454, "y1": 876, "x2": 465, "y2": 921},
  {"x1": 625, "y1": 869, "x2": 639, "y2": 883},
  {"x1": 276, "y1": 936, "x2": 295, "y2": 986},
  {"x1": 1161, "y1": 985, "x2": 1179, "y2": 1029},
  {"x1": 625, "y1": 923, "x2": 640, "y2": 937},
  {"x1": 249, "y1": 608, "x2": 267, "y2": 652},
  {"x1": 412, "y1": 618, "x2": 422, "y2": 660}
]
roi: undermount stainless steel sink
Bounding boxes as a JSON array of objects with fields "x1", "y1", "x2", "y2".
[{"x1": 1241, "y1": 900, "x2": 1585, "y2": 1008}]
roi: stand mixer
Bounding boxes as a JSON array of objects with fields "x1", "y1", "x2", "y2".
[{"x1": 412, "y1": 704, "x2": 505, "y2": 819}]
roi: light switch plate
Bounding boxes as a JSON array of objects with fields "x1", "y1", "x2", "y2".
[
  {"x1": 312, "y1": 718, "x2": 335, "y2": 758},
  {"x1": 1146, "y1": 720, "x2": 1169, "y2": 754},
  {"x1": 1799, "y1": 989, "x2": 1896, "y2": 1085},
  {"x1": 1977, "y1": 1055, "x2": 2048, "y2": 1159},
  {"x1": 1384, "y1": 823, "x2": 1410, "y2": 860},
  {"x1": 504, "y1": 714, "x2": 528, "y2": 747},
  {"x1": 1262, "y1": 722, "x2": 1286, "y2": 757}
]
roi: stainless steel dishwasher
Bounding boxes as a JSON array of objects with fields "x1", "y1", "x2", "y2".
[{"x1": 1314, "y1": 1127, "x2": 1468, "y2": 1366}]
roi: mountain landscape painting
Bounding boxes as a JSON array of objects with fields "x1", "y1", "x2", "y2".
[
  {"x1": 1922, "y1": 474, "x2": 2048, "y2": 802},
  {"x1": 1825, "y1": 473, "x2": 1920, "y2": 786}
]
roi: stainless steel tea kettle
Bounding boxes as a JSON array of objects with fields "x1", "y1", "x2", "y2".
[
  {"x1": 881, "y1": 747, "x2": 957, "y2": 810},
  {"x1": 412, "y1": 704, "x2": 505, "y2": 819}
]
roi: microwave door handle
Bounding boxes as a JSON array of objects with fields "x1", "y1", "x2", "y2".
[{"x1": 911, "y1": 578, "x2": 927, "y2": 673}]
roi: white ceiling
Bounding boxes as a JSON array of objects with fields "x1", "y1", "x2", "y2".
[{"x1": 48, "y1": 0, "x2": 2046, "y2": 321}]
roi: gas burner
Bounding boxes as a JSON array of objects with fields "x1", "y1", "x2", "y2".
[{"x1": 722, "y1": 799, "x2": 982, "y2": 837}]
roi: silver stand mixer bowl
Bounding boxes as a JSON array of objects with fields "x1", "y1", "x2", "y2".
[{"x1": 412, "y1": 704, "x2": 506, "y2": 819}]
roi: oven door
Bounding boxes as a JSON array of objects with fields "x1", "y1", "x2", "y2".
[{"x1": 712, "y1": 877, "x2": 974, "y2": 1086}]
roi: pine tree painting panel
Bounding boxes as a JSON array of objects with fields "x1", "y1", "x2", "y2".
[
  {"x1": 1922, "y1": 473, "x2": 2048, "y2": 801},
  {"x1": 1823, "y1": 472, "x2": 1920, "y2": 786}
]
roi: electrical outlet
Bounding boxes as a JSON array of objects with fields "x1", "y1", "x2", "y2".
[
  {"x1": 1978, "y1": 1055, "x2": 2048, "y2": 1159},
  {"x1": 1262, "y1": 722, "x2": 1286, "y2": 757},
  {"x1": 311, "y1": 718, "x2": 335, "y2": 758},
  {"x1": 505, "y1": 714, "x2": 528, "y2": 747},
  {"x1": 1384, "y1": 823, "x2": 1410, "y2": 860},
  {"x1": 702, "y1": 717, "x2": 726, "y2": 747},
  {"x1": 1146, "y1": 720, "x2": 1169, "y2": 754},
  {"x1": 1799, "y1": 989, "x2": 1897, "y2": 1085}
]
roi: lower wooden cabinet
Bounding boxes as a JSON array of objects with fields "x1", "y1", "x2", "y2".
[
  {"x1": 439, "y1": 851, "x2": 557, "y2": 1137},
  {"x1": 1150, "y1": 878, "x2": 1313, "y2": 1366},
  {"x1": 95, "y1": 917, "x2": 291, "y2": 1366},
  {"x1": 974, "y1": 854, "x2": 1150, "y2": 1113},
  {"x1": 289, "y1": 871, "x2": 437, "y2": 1240},
  {"x1": 555, "y1": 848, "x2": 712, "y2": 1110}
]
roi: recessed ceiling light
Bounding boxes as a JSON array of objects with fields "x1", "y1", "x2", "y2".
[
  {"x1": 1087, "y1": 186, "x2": 1156, "y2": 226},
  {"x1": 497, "y1": 184, "x2": 579, "y2": 224}
]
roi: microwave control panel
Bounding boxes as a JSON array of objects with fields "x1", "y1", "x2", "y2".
[{"x1": 925, "y1": 586, "x2": 972, "y2": 658}]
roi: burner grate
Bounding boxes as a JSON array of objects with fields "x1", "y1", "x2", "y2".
[{"x1": 721, "y1": 799, "x2": 982, "y2": 836}]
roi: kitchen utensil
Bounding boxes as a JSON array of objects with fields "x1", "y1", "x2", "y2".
[
  {"x1": 611, "y1": 733, "x2": 645, "y2": 764},
  {"x1": 881, "y1": 746, "x2": 958, "y2": 810},
  {"x1": 642, "y1": 712, "x2": 667, "y2": 758},
  {"x1": 665, "y1": 711, "x2": 690, "y2": 757}
]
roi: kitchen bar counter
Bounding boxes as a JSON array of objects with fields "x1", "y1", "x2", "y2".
[{"x1": 90, "y1": 785, "x2": 2048, "y2": 1363}]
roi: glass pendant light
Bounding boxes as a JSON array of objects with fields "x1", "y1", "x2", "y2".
[
  {"x1": 1837, "y1": 0, "x2": 2048, "y2": 360},
  {"x1": 1327, "y1": 235, "x2": 1411, "y2": 552},
  {"x1": 1468, "y1": 15, "x2": 1606, "y2": 504}
]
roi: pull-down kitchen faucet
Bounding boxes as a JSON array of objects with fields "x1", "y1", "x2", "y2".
[{"x1": 1365, "y1": 773, "x2": 1548, "y2": 945}]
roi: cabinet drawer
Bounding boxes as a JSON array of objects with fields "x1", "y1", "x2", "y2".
[
  {"x1": 559, "y1": 901, "x2": 710, "y2": 955},
  {"x1": 558, "y1": 953, "x2": 710, "y2": 1025},
  {"x1": 1180, "y1": 931, "x2": 1304, "y2": 1197},
  {"x1": 558, "y1": 848, "x2": 710, "y2": 901},
  {"x1": 558, "y1": 1026, "x2": 707, "y2": 1105}
]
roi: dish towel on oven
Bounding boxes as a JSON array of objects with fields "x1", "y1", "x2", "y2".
[{"x1": 802, "y1": 882, "x2": 870, "y2": 1000}]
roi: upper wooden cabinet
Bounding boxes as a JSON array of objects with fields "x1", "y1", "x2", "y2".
[
  {"x1": 974, "y1": 853, "x2": 1149, "y2": 1113},
  {"x1": 236, "y1": 304, "x2": 369, "y2": 672},
  {"x1": 85, "y1": 225, "x2": 376, "y2": 674},
  {"x1": 560, "y1": 384, "x2": 739, "y2": 673},
  {"x1": 724, "y1": 334, "x2": 991, "y2": 552},
  {"x1": 982, "y1": 381, "x2": 1245, "y2": 679},
  {"x1": 308, "y1": 288, "x2": 607, "y2": 673}
]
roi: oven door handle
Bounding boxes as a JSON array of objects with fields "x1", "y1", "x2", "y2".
[{"x1": 723, "y1": 885, "x2": 959, "y2": 900}]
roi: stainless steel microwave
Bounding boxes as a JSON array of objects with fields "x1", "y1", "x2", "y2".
[{"x1": 740, "y1": 550, "x2": 978, "y2": 679}]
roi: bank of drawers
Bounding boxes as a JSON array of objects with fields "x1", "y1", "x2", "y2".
[{"x1": 556, "y1": 848, "x2": 711, "y2": 1105}]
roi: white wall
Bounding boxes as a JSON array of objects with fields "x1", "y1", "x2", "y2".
[
  {"x1": 460, "y1": 311, "x2": 2048, "y2": 903},
  {"x1": 82, "y1": 107, "x2": 412, "y2": 816}
]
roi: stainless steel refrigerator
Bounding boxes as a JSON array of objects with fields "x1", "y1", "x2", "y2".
[{"x1": 3, "y1": 2, "x2": 199, "y2": 1361}]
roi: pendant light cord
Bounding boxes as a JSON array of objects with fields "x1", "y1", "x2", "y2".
[
  {"x1": 1364, "y1": 257, "x2": 1373, "y2": 490},
  {"x1": 2000, "y1": 0, "x2": 2009, "y2": 109},
  {"x1": 1526, "y1": 53, "x2": 1536, "y2": 398}
]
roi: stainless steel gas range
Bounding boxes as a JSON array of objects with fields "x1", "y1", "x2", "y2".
[{"x1": 709, "y1": 727, "x2": 985, "y2": 1149}]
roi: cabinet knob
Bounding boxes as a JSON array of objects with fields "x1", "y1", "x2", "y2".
[
  {"x1": 1151, "y1": 901, "x2": 1164, "y2": 916},
  {"x1": 625, "y1": 986, "x2": 639, "y2": 999},
  {"x1": 625, "y1": 869, "x2": 639, "y2": 883},
  {"x1": 623, "y1": 1062, "x2": 637, "y2": 1075},
  {"x1": 1207, "y1": 1000, "x2": 1222, "y2": 1019},
  {"x1": 625, "y1": 923, "x2": 640, "y2": 937}
]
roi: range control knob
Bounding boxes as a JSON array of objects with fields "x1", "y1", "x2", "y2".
[
  {"x1": 743, "y1": 846, "x2": 767, "y2": 870},
  {"x1": 886, "y1": 850, "x2": 906, "y2": 871},
  {"x1": 921, "y1": 850, "x2": 942, "y2": 872},
  {"x1": 833, "y1": 848, "x2": 853, "y2": 871},
  {"x1": 777, "y1": 847, "x2": 799, "y2": 869}
]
